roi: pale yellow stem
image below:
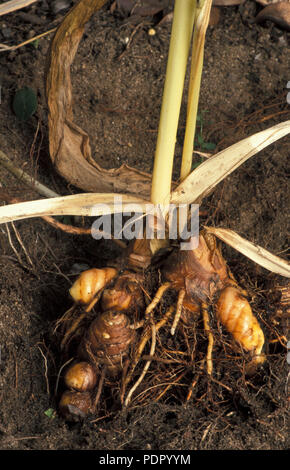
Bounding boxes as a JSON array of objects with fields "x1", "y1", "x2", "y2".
[
  {"x1": 180, "y1": 0, "x2": 212, "y2": 181},
  {"x1": 151, "y1": 0, "x2": 196, "y2": 207}
]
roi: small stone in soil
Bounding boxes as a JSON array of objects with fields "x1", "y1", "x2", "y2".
[
  {"x1": 2, "y1": 27, "x2": 12, "y2": 39},
  {"x1": 51, "y1": 0, "x2": 71, "y2": 15}
]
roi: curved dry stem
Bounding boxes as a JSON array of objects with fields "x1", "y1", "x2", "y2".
[{"x1": 46, "y1": 0, "x2": 153, "y2": 198}]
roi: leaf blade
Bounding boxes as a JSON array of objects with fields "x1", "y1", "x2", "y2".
[
  {"x1": 0, "y1": 0, "x2": 37, "y2": 16},
  {"x1": 171, "y1": 120, "x2": 290, "y2": 205},
  {"x1": 205, "y1": 226, "x2": 290, "y2": 278},
  {"x1": 0, "y1": 193, "x2": 149, "y2": 224}
]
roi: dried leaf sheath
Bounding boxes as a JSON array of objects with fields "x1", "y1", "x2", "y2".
[
  {"x1": 0, "y1": 193, "x2": 149, "y2": 224},
  {"x1": 0, "y1": 0, "x2": 37, "y2": 16},
  {"x1": 171, "y1": 120, "x2": 290, "y2": 205},
  {"x1": 46, "y1": 0, "x2": 152, "y2": 199},
  {"x1": 205, "y1": 227, "x2": 290, "y2": 278}
]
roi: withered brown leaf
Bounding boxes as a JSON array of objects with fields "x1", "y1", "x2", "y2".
[
  {"x1": 255, "y1": 2, "x2": 290, "y2": 30},
  {"x1": 46, "y1": 0, "x2": 152, "y2": 199}
]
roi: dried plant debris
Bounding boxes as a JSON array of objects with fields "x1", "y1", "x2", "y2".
[
  {"x1": 115, "y1": 0, "x2": 169, "y2": 17},
  {"x1": 0, "y1": 0, "x2": 37, "y2": 16},
  {"x1": 213, "y1": 0, "x2": 245, "y2": 5},
  {"x1": 255, "y1": 1, "x2": 290, "y2": 31},
  {"x1": 205, "y1": 227, "x2": 290, "y2": 278},
  {"x1": 46, "y1": 0, "x2": 152, "y2": 199},
  {"x1": 170, "y1": 121, "x2": 290, "y2": 206},
  {"x1": 256, "y1": 0, "x2": 290, "y2": 6}
]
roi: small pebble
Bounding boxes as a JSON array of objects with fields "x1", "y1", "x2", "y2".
[
  {"x1": 209, "y1": 6, "x2": 220, "y2": 27},
  {"x1": 278, "y1": 35, "x2": 287, "y2": 46},
  {"x1": 120, "y1": 37, "x2": 129, "y2": 45},
  {"x1": 2, "y1": 27, "x2": 12, "y2": 39},
  {"x1": 27, "y1": 30, "x2": 36, "y2": 39},
  {"x1": 51, "y1": 0, "x2": 71, "y2": 15}
]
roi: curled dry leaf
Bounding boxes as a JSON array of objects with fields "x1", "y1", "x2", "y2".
[
  {"x1": 46, "y1": 0, "x2": 152, "y2": 200},
  {"x1": 170, "y1": 120, "x2": 290, "y2": 206},
  {"x1": 255, "y1": 2, "x2": 290, "y2": 31},
  {"x1": 205, "y1": 227, "x2": 290, "y2": 278}
]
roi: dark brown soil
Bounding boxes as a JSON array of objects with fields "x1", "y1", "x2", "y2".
[{"x1": 0, "y1": 0, "x2": 289, "y2": 450}]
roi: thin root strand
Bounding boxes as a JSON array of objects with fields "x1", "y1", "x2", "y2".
[
  {"x1": 202, "y1": 302, "x2": 214, "y2": 376},
  {"x1": 122, "y1": 306, "x2": 174, "y2": 399},
  {"x1": 145, "y1": 282, "x2": 171, "y2": 318},
  {"x1": 124, "y1": 319, "x2": 156, "y2": 407},
  {"x1": 171, "y1": 289, "x2": 185, "y2": 335}
]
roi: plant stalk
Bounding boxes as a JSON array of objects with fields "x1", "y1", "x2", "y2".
[
  {"x1": 150, "y1": 0, "x2": 196, "y2": 208},
  {"x1": 180, "y1": 0, "x2": 212, "y2": 181}
]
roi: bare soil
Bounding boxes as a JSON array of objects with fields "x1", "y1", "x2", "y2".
[{"x1": 0, "y1": 0, "x2": 289, "y2": 450}]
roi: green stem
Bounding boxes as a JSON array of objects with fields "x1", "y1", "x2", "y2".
[
  {"x1": 180, "y1": 0, "x2": 212, "y2": 181},
  {"x1": 150, "y1": 0, "x2": 196, "y2": 207}
]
